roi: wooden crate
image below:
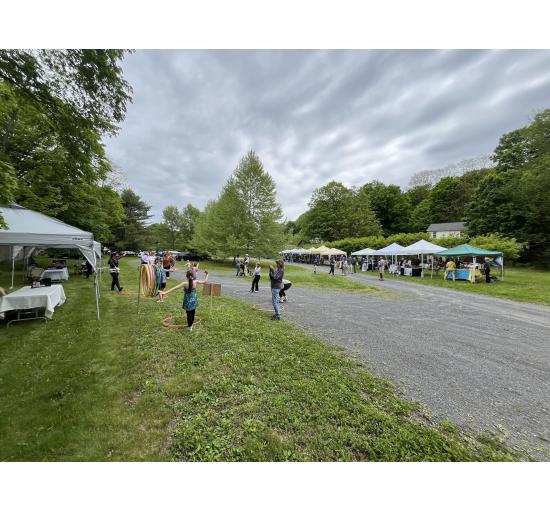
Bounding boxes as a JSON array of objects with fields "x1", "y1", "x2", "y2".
[{"x1": 202, "y1": 282, "x2": 222, "y2": 297}]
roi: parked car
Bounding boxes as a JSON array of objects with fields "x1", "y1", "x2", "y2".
[{"x1": 177, "y1": 251, "x2": 204, "y2": 262}]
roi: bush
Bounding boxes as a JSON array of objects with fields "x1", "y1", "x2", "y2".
[{"x1": 469, "y1": 234, "x2": 524, "y2": 261}]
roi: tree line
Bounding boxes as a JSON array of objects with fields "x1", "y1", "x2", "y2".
[
  {"x1": 289, "y1": 110, "x2": 550, "y2": 263},
  {"x1": 1, "y1": 50, "x2": 547, "y2": 263}
]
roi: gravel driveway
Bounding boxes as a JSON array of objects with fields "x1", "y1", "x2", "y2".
[{"x1": 170, "y1": 264, "x2": 550, "y2": 459}]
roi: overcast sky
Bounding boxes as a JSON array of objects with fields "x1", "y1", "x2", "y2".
[{"x1": 104, "y1": 50, "x2": 550, "y2": 222}]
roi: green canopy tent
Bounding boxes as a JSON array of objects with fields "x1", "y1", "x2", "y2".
[{"x1": 436, "y1": 243, "x2": 504, "y2": 283}]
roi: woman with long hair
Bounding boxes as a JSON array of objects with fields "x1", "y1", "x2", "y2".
[
  {"x1": 269, "y1": 259, "x2": 284, "y2": 320},
  {"x1": 108, "y1": 252, "x2": 123, "y2": 292},
  {"x1": 159, "y1": 269, "x2": 209, "y2": 331}
]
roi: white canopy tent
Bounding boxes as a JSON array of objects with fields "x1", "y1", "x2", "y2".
[
  {"x1": 397, "y1": 239, "x2": 446, "y2": 278},
  {"x1": 351, "y1": 247, "x2": 376, "y2": 270},
  {"x1": 0, "y1": 204, "x2": 101, "y2": 319},
  {"x1": 372, "y1": 242, "x2": 404, "y2": 256}
]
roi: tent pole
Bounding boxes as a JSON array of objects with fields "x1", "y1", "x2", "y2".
[
  {"x1": 501, "y1": 255, "x2": 504, "y2": 281},
  {"x1": 421, "y1": 253, "x2": 424, "y2": 278},
  {"x1": 431, "y1": 256, "x2": 434, "y2": 279},
  {"x1": 93, "y1": 247, "x2": 100, "y2": 320},
  {"x1": 10, "y1": 246, "x2": 15, "y2": 289},
  {"x1": 472, "y1": 256, "x2": 476, "y2": 284}
]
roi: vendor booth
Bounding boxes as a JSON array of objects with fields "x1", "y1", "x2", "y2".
[
  {"x1": 372, "y1": 243, "x2": 404, "y2": 268},
  {"x1": 436, "y1": 243, "x2": 503, "y2": 283},
  {"x1": 351, "y1": 247, "x2": 376, "y2": 271},
  {"x1": 0, "y1": 204, "x2": 102, "y2": 320},
  {"x1": 396, "y1": 239, "x2": 446, "y2": 278}
]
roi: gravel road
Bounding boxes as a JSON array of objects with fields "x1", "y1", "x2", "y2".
[{"x1": 168, "y1": 264, "x2": 550, "y2": 459}]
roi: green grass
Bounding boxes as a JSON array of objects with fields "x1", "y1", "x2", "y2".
[
  {"x1": 0, "y1": 259, "x2": 519, "y2": 461},
  {"x1": 198, "y1": 258, "x2": 381, "y2": 294},
  {"x1": 365, "y1": 266, "x2": 550, "y2": 306}
]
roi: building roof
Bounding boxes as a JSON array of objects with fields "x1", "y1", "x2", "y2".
[{"x1": 427, "y1": 222, "x2": 466, "y2": 232}]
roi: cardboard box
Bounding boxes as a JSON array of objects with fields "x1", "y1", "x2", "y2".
[{"x1": 202, "y1": 282, "x2": 222, "y2": 297}]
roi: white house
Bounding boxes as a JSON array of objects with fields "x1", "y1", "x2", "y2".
[{"x1": 427, "y1": 222, "x2": 466, "y2": 239}]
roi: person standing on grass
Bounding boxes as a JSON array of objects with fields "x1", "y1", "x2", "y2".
[
  {"x1": 159, "y1": 269, "x2": 209, "y2": 332},
  {"x1": 251, "y1": 261, "x2": 261, "y2": 292},
  {"x1": 269, "y1": 259, "x2": 284, "y2": 320},
  {"x1": 163, "y1": 252, "x2": 173, "y2": 279},
  {"x1": 329, "y1": 256, "x2": 335, "y2": 276},
  {"x1": 378, "y1": 257, "x2": 386, "y2": 281},
  {"x1": 108, "y1": 252, "x2": 123, "y2": 292},
  {"x1": 445, "y1": 258, "x2": 456, "y2": 281},
  {"x1": 483, "y1": 257, "x2": 492, "y2": 283}
]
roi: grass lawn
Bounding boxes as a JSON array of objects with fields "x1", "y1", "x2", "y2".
[
  {"x1": 197, "y1": 259, "x2": 381, "y2": 294},
  {"x1": 368, "y1": 266, "x2": 550, "y2": 306},
  {"x1": 0, "y1": 258, "x2": 519, "y2": 461}
]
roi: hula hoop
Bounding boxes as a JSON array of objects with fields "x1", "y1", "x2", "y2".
[
  {"x1": 161, "y1": 315, "x2": 202, "y2": 329},
  {"x1": 138, "y1": 264, "x2": 162, "y2": 297}
]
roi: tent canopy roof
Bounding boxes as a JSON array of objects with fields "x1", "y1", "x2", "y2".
[
  {"x1": 0, "y1": 204, "x2": 99, "y2": 269},
  {"x1": 308, "y1": 245, "x2": 330, "y2": 255},
  {"x1": 373, "y1": 242, "x2": 404, "y2": 256},
  {"x1": 351, "y1": 247, "x2": 376, "y2": 256},
  {"x1": 436, "y1": 243, "x2": 503, "y2": 257},
  {"x1": 397, "y1": 239, "x2": 446, "y2": 255},
  {"x1": 327, "y1": 247, "x2": 346, "y2": 256}
]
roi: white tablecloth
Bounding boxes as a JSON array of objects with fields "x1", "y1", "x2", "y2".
[
  {"x1": 404, "y1": 268, "x2": 413, "y2": 276},
  {"x1": 42, "y1": 268, "x2": 70, "y2": 281},
  {"x1": 0, "y1": 285, "x2": 66, "y2": 319}
]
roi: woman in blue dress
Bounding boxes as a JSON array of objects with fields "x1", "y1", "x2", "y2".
[{"x1": 159, "y1": 269, "x2": 209, "y2": 331}]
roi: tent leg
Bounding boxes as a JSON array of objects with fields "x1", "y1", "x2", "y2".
[
  {"x1": 421, "y1": 253, "x2": 424, "y2": 278},
  {"x1": 472, "y1": 256, "x2": 476, "y2": 284},
  {"x1": 94, "y1": 249, "x2": 100, "y2": 320},
  {"x1": 10, "y1": 250, "x2": 15, "y2": 289},
  {"x1": 501, "y1": 256, "x2": 504, "y2": 281}
]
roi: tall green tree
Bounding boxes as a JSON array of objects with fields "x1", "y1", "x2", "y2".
[
  {"x1": 162, "y1": 206, "x2": 182, "y2": 249},
  {"x1": 0, "y1": 50, "x2": 132, "y2": 232},
  {"x1": 177, "y1": 203, "x2": 201, "y2": 249},
  {"x1": 191, "y1": 151, "x2": 284, "y2": 257},
  {"x1": 115, "y1": 189, "x2": 151, "y2": 251},
  {"x1": 358, "y1": 181, "x2": 411, "y2": 235}
]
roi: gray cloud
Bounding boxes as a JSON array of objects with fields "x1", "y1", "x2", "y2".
[{"x1": 104, "y1": 50, "x2": 550, "y2": 221}]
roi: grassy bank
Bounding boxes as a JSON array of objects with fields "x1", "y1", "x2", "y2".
[
  {"x1": 359, "y1": 266, "x2": 550, "y2": 306},
  {"x1": 197, "y1": 259, "x2": 381, "y2": 294},
  {"x1": 0, "y1": 259, "x2": 518, "y2": 460}
]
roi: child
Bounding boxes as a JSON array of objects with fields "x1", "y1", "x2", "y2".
[
  {"x1": 159, "y1": 270, "x2": 209, "y2": 331},
  {"x1": 251, "y1": 262, "x2": 261, "y2": 292},
  {"x1": 279, "y1": 279, "x2": 292, "y2": 302}
]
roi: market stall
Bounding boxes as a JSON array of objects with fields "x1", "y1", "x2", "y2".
[
  {"x1": 372, "y1": 243, "x2": 404, "y2": 266},
  {"x1": 351, "y1": 247, "x2": 376, "y2": 271},
  {"x1": 435, "y1": 243, "x2": 503, "y2": 283},
  {"x1": 396, "y1": 239, "x2": 446, "y2": 278}
]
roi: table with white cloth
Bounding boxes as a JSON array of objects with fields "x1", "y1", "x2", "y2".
[
  {"x1": 0, "y1": 285, "x2": 66, "y2": 322},
  {"x1": 42, "y1": 267, "x2": 70, "y2": 281}
]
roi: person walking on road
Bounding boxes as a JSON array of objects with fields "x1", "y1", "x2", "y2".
[
  {"x1": 378, "y1": 257, "x2": 386, "y2": 281},
  {"x1": 329, "y1": 256, "x2": 335, "y2": 276},
  {"x1": 279, "y1": 279, "x2": 292, "y2": 302},
  {"x1": 251, "y1": 261, "x2": 261, "y2": 292},
  {"x1": 269, "y1": 259, "x2": 284, "y2": 320}
]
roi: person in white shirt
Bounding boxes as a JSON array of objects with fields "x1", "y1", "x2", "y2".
[
  {"x1": 140, "y1": 252, "x2": 149, "y2": 264},
  {"x1": 250, "y1": 262, "x2": 261, "y2": 292}
]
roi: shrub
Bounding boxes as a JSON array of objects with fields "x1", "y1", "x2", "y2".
[{"x1": 469, "y1": 234, "x2": 524, "y2": 261}]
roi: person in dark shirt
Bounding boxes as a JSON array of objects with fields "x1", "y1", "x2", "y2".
[
  {"x1": 108, "y1": 253, "x2": 123, "y2": 291},
  {"x1": 269, "y1": 259, "x2": 284, "y2": 320},
  {"x1": 483, "y1": 257, "x2": 492, "y2": 283}
]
